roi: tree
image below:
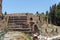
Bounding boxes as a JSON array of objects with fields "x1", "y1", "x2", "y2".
[
  {"x1": 36, "y1": 11, "x2": 39, "y2": 14},
  {"x1": 48, "y1": 3, "x2": 60, "y2": 26},
  {"x1": 41, "y1": 12, "x2": 44, "y2": 15},
  {"x1": 48, "y1": 7, "x2": 52, "y2": 24},
  {"x1": 48, "y1": 4, "x2": 56, "y2": 25},
  {"x1": 4, "y1": 11, "x2": 7, "y2": 15},
  {"x1": 46, "y1": 11, "x2": 48, "y2": 16},
  {"x1": 45, "y1": 11, "x2": 49, "y2": 23},
  {"x1": 56, "y1": 3, "x2": 60, "y2": 26}
]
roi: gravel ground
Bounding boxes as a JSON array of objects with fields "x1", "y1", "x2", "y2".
[{"x1": 3, "y1": 31, "x2": 29, "y2": 40}]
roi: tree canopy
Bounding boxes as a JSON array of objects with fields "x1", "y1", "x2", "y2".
[{"x1": 46, "y1": 3, "x2": 60, "y2": 26}]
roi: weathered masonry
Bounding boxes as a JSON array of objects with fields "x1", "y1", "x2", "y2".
[{"x1": 0, "y1": 0, "x2": 44, "y2": 34}]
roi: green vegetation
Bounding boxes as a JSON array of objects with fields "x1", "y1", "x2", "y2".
[
  {"x1": 22, "y1": 32, "x2": 32, "y2": 40},
  {"x1": 0, "y1": 28, "x2": 8, "y2": 38},
  {"x1": 42, "y1": 2, "x2": 60, "y2": 26}
]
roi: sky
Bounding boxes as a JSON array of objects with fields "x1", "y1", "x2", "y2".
[{"x1": 2, "y1": 0, "x2": 60, "y2": 14}]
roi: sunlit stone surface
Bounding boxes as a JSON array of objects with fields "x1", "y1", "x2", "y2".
[{"x1": 4, "y1": 31, "x2": 28, "y2": 40}]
